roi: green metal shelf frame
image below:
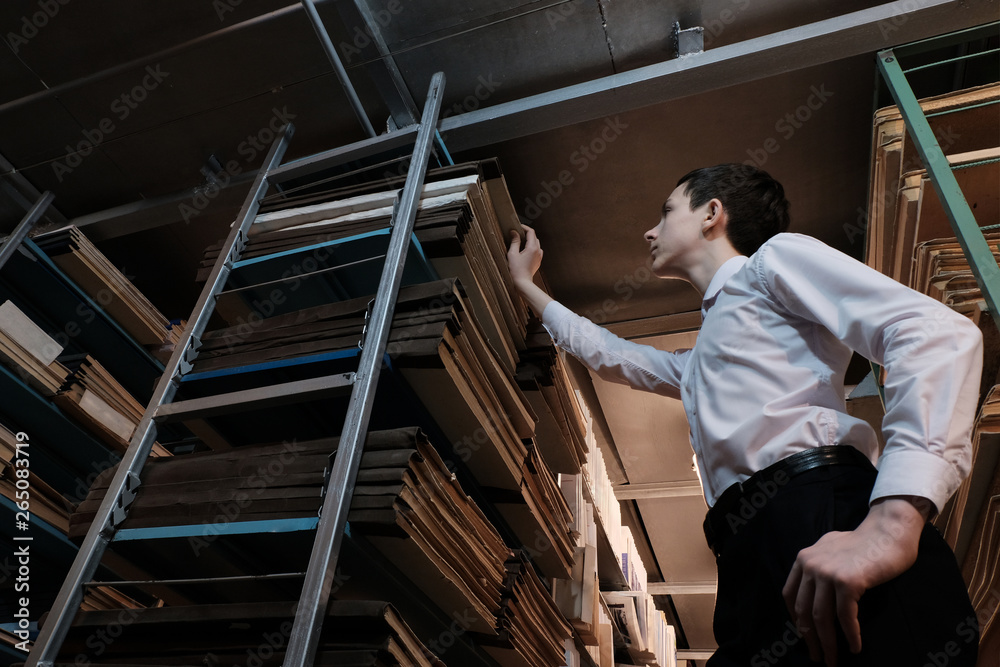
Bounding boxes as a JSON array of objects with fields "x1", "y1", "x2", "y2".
[
  {"x1": 868, "y1": 22, "x2": 1000, "y2": 406},
  {"x1": 876, "y1": 22, "x2": 1000, "y2": 331}
]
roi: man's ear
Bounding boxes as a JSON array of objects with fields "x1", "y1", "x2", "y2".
[{"x1": 702, "y1": 198, "x2": 727, "y2": 237}]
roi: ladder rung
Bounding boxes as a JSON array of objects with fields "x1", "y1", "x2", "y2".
[
  {"x1": 154, "y1": 373, "x2": 355, "y2": 423},
  {"x1": 267, "y1": 124, "x2": 419, "y2": 183},
  {"x1": 84, "y1": 572, "x2": 306, "y2": 587}
]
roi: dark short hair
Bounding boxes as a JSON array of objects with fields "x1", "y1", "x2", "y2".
[{"x1": 676, "y1": 164, "x2": 791, "y2": 256}]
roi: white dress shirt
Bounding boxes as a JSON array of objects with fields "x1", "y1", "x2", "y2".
[{"x1": 543, "y1": 232, "x2": 984, "y2": 511}]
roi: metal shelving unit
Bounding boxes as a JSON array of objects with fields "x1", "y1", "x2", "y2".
[{"x1": 24, "y1": 70, "x2": 457, "y2": 666}]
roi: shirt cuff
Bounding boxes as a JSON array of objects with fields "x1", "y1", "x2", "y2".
[{"x1": 870, "y1": 449, "x2": 964, "y2": 515}]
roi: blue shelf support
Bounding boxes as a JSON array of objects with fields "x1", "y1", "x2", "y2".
[{"x1": 0, "y1": 191, "x2": 54, "y2": 271}]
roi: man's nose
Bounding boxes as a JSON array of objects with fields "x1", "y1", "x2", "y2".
[{"x1": 644, "y1": 227, "x2": 657, "y2": 242}]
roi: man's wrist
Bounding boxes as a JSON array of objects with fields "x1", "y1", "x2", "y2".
[{"x1": 862, "y1": 496, "x2": 928, "y2": 550}]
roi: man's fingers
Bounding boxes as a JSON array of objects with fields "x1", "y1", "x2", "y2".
[
  {"x1": 837, "y1": 591, "x2": 863, "y2": 654},
  {"x1": 782, "y1": 560, "x2": 803, "y2": 618},
  {"x1": 792, "y1": 575, "x2": 823, "y2": 663},
  {"x1": 812, "y1": 582, "x2": 838, "y2": 667}
]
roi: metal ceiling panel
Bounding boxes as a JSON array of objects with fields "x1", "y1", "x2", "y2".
[
  {"x1": 598, "y1": 0, "x2": 681, "y2": 72},
  {"x1": 0, "y1": 38, "x2": 45, "y2": 101},
  {"x1": 0, "y1": 0, "x2": 295, "y2": 85},
  {"x1": 46, "y1": 13, "x2": 360, "y2": 145},
  {"x1": 372, "y1": 0, "x2": 575, "y2": 46},
  {"x1": 0, "y1": 94, "x2": 125, "y2": 171},
  {"x1": 383, "y1": 0, "x2": 616, "y2": 114},
  {"x1": 14, "y1": 145, "x2": 146, "y2": 217},
  {"x1": 87, "y1": 77, "x2": 371, "y2": 201}
]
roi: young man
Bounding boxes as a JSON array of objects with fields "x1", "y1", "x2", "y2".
[{"x1": 507, "y1": 164, "x2": 983, "y2": 666}]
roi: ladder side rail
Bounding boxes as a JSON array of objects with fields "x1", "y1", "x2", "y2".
[
  {"x1": 24, "y1": 125, "x2": 294, "y2": 666},
  {"x1": 300, "y1": 0, "x2": 377, "y2": 139},
  {"x1": 877, "y1": 49, "x2": 1000, "y2": 330},
  {"x1": 0, "y1": 191, "x2": 54, "y2": 271},
  {"x1": 283, "y1": 71, "x2": 446, "y2": 667}
]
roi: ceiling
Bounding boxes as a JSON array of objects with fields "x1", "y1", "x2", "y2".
[{"x1": 2, "y1": 0, "x2": 997, "y2": 661}]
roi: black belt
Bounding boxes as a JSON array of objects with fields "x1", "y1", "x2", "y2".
[{"x1": 703, "y1": 445, "x2": 875, "y2": 557}]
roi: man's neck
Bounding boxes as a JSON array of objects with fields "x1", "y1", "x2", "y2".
[{"x1": 684, "y1": 245, "x2": 742, "y2": 295}]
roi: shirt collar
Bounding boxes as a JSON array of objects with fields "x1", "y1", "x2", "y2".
[{"x1": 701, "y1": 255, "x2": 747, "y2": 319}]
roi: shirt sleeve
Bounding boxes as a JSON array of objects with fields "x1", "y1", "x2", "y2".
[
  {"x1": 541, "y1": 300, "x2": 690, "y2": 399},
  {"x1": 753, "y1": 233, "x2": 984, "y2": 513}
]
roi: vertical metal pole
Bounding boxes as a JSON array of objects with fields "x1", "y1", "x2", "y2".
[
  {"x1": 346, "y1": 0, "x2": 420, "y2": 125},
  {"x1": 301, "y1": 0, "x2": 378, "y2": 139},
  {"x1": 24, "y1": 126, "x2": 294, "y2": 667},
  {"x1": 0, "y1": 191, "x2": 54, "y2": 270},
  {"x1": 283, "y1": 72, "x2": 445, "y2": 667},
  {"x1": 877, "y1": 49, "x2": 1000, "y2": 329}
]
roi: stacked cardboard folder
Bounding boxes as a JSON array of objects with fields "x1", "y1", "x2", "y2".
[
  {"x1": 516, "y1": 344, "x2": 591, "y2": 475},
  {"x1": 865, "y1": 82, "x2": 999, "y2": 284},
  {"x1": 0, "y1": 299, "x2": 69, "y2": 396},
  {"x1": 35, "y1": 226, "x2": 182, "y2": 359},
  {"x1": 959, "y1": 386, "x2": 1000, "y2": 659},
  {"x1": 476, "y1": 552, "x2": 574, "y2": 667},
  {"x1": 867, "y1": 84, "x2": 1000, "y2": 657},
  {"x1": 0, "y1": 421, "x2": 70, "y2": 532},
  {"x1": 199, "y1": 160, "x2": 527, "y2": 374},
  {"x1": 54, "y1": 355, "x2": 169, "y2": 457},
  {"x1": 70, "y1": 429, "x2": 575, "y2": 665},
  {"x1": 184, "y1": 278, "x2": 575, "y2": 580},
  {"x1": 50, "y1": 599, "x2": 442, "y2": 666}
]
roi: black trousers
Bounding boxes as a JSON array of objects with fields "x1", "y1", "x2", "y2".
[{"x1": 705, "y1": 462, "x2": 979, "y2": 666}]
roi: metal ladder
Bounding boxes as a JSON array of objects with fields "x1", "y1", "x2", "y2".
[{"x1": 25, "y1": 71, "x2": 447, "y2": 667}]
